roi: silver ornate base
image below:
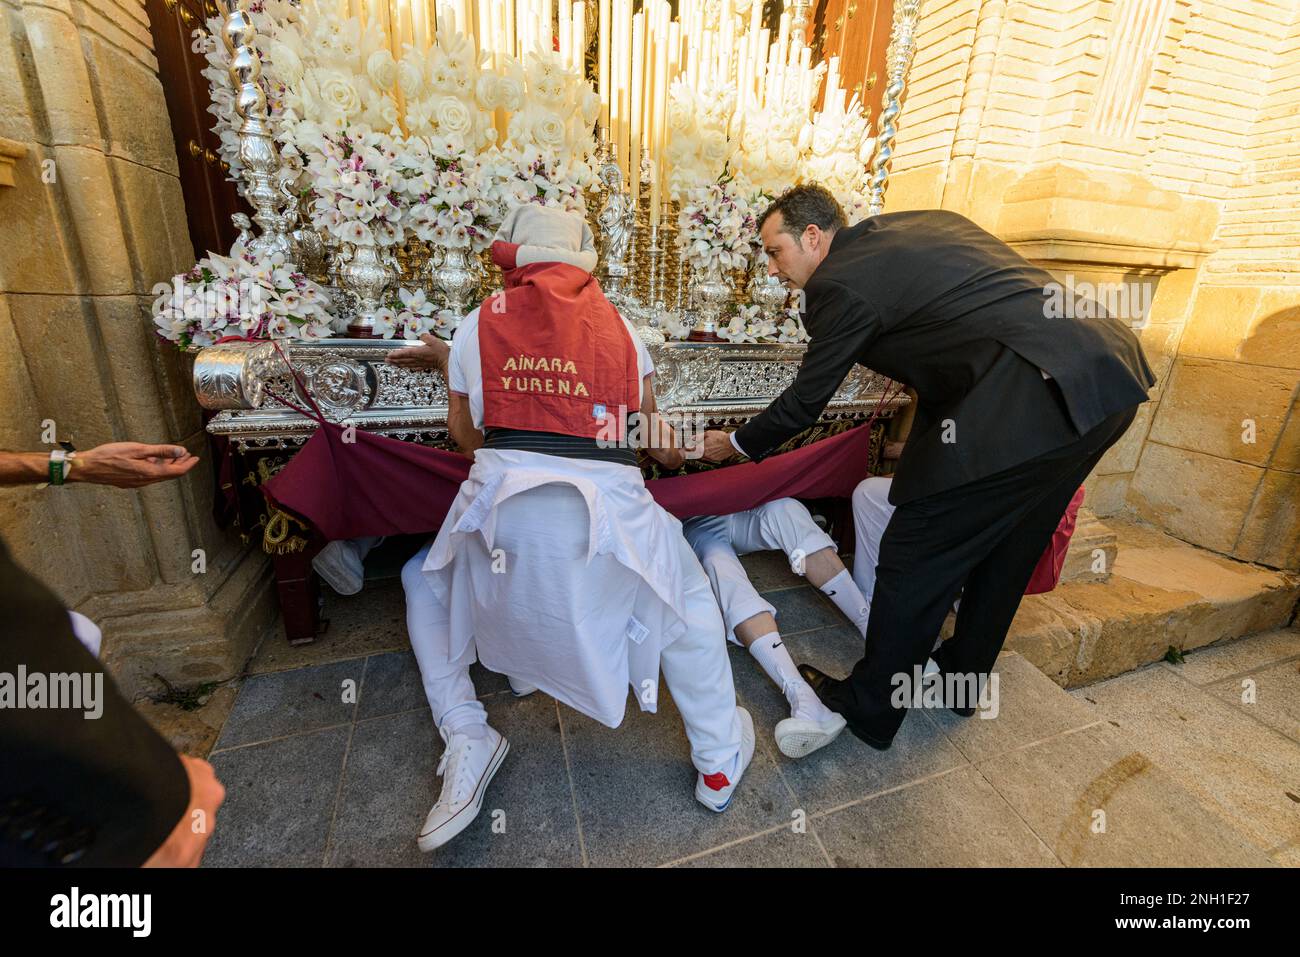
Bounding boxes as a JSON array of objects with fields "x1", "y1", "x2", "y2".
[{"x1": 195, "y1": 337, "x2": 910, "y2": 451}]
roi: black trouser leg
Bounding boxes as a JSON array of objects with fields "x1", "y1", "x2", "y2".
[
  {"x1": 823, "y1": 406, "x2": 1138, "y2": 746},
  {"x1": 937, "y1": 405, "x2": 1136, "y2": 682}
]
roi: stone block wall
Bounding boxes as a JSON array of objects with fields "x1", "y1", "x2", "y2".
[
  {"x1": 882, "y1": 0, "x2": 1299, "y2": 570},
  {"x1": 0, "y1": 0, "x2": 276, "y2": 697}
]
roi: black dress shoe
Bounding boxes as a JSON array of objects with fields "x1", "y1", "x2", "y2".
[
  {"x1": 796, "y1": 663, "x2": 836, "y2": 697},
  {"x1": 795, "y1": 663, "x2": 893, "y2": 752}
]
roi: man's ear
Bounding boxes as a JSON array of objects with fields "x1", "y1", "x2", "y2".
[{"x1": 804, "y1": 224, "x2": 822, "y2": 252}]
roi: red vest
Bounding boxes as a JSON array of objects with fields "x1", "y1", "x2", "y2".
[{"x1": 478, "y1": 241, "x2": 640, "y2": 439}]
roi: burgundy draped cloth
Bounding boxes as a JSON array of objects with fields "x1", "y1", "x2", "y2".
[
  {"x1": 260, "y1": 410, "x2": 1081, "y2": 596},
  {"x1": 1024, "y1": 484, "x2": 1085, "y2": 595},
  {"x1": 262, "y1": 417, "x2": 876, "y2": 542}
]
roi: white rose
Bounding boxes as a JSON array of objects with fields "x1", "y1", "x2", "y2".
[
  {"x1": 668, "y1": 98, "x2": 693, "y2": 134},
  {"x1": 526, "y1": 109, "x2": 566, "y2": 150},
  {"x1": 475, "y1": 73, "x2": 500, "y2": 110},
  {"x1": 433, "y1": 96, "x2": 473, "y2": 136},
  {"x1": 366, "y1": 49, "x2": 398, "y2": 91},
  {"x1": 769, "y1": 140, "x2": 799, "y2": 175},
  {"x1": 368, "y1": 95, "x2": 399, "y2": 131},
  {"x1": 580, "y1": 90, "x2": 601, "y2": 127},
  {"x1": 834, "y1": 153, "x2": 864, "y2": 184},
  {"x1": 496, "y1": 74, "x2": 524, "y2": 112},
  {"x1": 699, "y1": 130, "x2": 731, "y2": 170},
  {"x1": 740, "y1": 118, "x2": 766, "y2": 153},
  {"x1": 270, "y1": 41, "x2": 303, "y2": 83},
  {"x1": 318, "y1": 72, "x2": 360, "y2": 117},
  {"x1": 397, "y1": 58, "x2": 423, "y2": 98},
  {"x1": 810, "y1": 125, "x2": 836, "y2": 157}
]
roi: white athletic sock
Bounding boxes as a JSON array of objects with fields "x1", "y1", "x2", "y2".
[
  {"x1": 748, "y1": 631, "x2": 800, "y2": 689},
  {"x1": 820, "y1": 569, "x2": 872, "y2": 636},
  {"x1": 749, "y1": 632, "x2": 836, "y2": 724}
]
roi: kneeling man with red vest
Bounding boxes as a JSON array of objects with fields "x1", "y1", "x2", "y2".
[{"x1": 401, "y1": 205, "x2": 755, "y2": 851}]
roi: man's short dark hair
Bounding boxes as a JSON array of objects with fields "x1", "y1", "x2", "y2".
[{"x1": 757, "y1": 184, "x2": 847, "y2": 245}]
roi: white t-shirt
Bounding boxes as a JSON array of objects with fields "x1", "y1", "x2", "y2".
[{"x1": 447, "y1": 305, "x2": 656, "y2": 430}]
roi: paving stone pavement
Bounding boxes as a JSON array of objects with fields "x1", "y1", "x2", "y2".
[{"x1": 201, "y1": 555, "x2": 1294, "y2": 868}]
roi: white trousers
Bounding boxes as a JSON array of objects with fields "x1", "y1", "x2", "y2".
[
  {"x1": 401, "y1": 485, "x2": 743, "y2": 775},
  {"x1": 850, "y1": 476, "x2": 895, "y2": 605},
  {"x1": 682, "y1": 498, "x2": 837, "y2": 642}
]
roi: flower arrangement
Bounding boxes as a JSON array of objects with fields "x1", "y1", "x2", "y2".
[
  {"x1": 735, "y1": 84, "x2": 816, "y2": 199},
  {"x1": 401, "y1": 26, "x2": 499, "y2": 149},
  {"x1": 720, "y1": 304, "x2": 776, "y2": 344},
  {"x1": 399, "y1": 135, "x2": 497, "y2": 253},
  {"x1": 490, "y1": 50, "x2": 601, "y2": 212},
  {"x1": 482, "y1": 143, "x2": 593, "y2": 214},
  {"x1": 775, "y1": 306, "x2": 811, "y2": 343},
  {"x1": 305, "y1": 128, "x2": 407, "y2": 247},
  {"x1": 661, "y1": 7, "x2": 875, "y2": 229},
  {"x1": 368, "y1": 286, "x2": 455, "y2": 339},
  {"x1": 247, "y1": 6, "x2": 598, "y2": 217},
  {"x1": 718, "y1": 301, "x2": 808, "y2": 345},
  {"x1": 664, "y1": 76, "x2": 739, "y2": 202},
  {"x1": 151, "y1": 240, "x2": 334, "y2": 349},
  {"x1": 802, "y1": 100, "x2": 876, "y2": 226},
  {"x1": 677, "y1": 174, "x2": 759, "y2": 275}
]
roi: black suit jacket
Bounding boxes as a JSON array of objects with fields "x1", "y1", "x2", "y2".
[
  {"x1": 734, "y1": 210, "x2": 1156, "y2": 504},
  {"x1": 0, "y1": 536, "x2": 189, "y2": 866}
]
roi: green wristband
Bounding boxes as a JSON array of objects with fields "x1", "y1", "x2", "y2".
[{"x1": 48, "y1": 449, "x2": 68, "y2": 486}]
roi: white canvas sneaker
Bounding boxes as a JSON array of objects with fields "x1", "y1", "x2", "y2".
[
  {"x1": 312, "y1": 539, "x2": 365, "y2": 596},
  {"x1": 417, "y1": 725, "x2": 509, "y2": 852},
  {"x1": 775, "y1": 679, "x2": 847, "y2": 759},
  {"x1": 695, "y1": 707, "x2": 755, "y2": 813}
]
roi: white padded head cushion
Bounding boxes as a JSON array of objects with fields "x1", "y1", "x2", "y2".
[{"x1": 494, "y1": 203, "x2": 599, "y2": 274}]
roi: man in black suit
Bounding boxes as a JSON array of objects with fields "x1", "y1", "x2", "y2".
[{"x1": 699, "y1": 184, "x2": 1155, "y2": 749}]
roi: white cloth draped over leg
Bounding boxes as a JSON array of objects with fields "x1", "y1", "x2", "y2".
[
  {"x1": 683, "y1": 498, "x2": 837, "y2": 642},
  {"x1": 406, "y1": 448, "x2": 743, "y2": 775}
]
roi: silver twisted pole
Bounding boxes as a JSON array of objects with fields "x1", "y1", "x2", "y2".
[
  {"x1": 221, "y1": 0, "x2": 294, "y2": 259},
  {"x1": 867, "y1": 0, "x2": 926, "y2": 218}
]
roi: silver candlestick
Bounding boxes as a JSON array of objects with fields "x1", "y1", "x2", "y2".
[
  {"x1": 790, "y1": 1, "x2": 814, "y2": 49},
  {"x1": 220, "y1": 0, "x2": 294, "y2": 260}
]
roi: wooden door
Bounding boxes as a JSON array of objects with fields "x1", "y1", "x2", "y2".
[
  {"x1": 144, "y1": 0, "x2": 249, "y2": 261},
  {"x1": 812, "y1": 0, "x2": 894, "y2": 123}
]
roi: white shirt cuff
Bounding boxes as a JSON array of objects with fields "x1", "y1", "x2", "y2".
[{"x1": 729, "y1": 431, "x2": 746, "y2": 457}]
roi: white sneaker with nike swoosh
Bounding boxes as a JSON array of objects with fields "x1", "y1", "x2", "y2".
[{"x1": 775, "y1": 678, "x2": 847, "y2": 758}]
